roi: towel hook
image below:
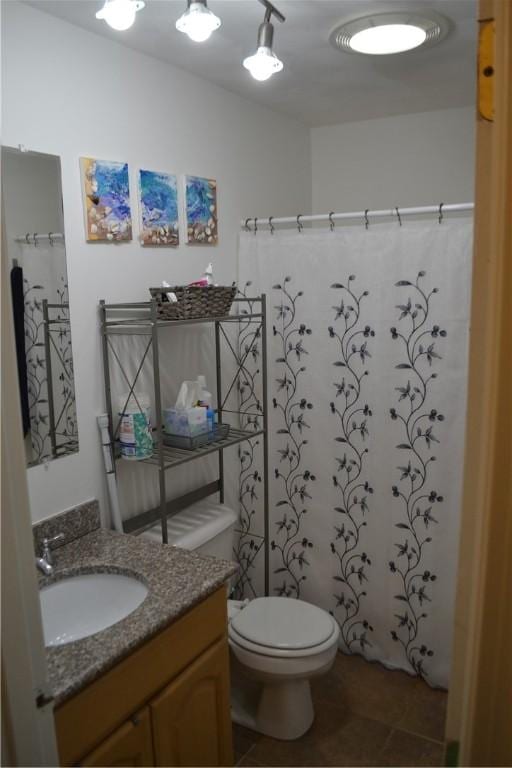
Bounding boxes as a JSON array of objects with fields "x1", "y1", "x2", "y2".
[
  {"x1": 253, "y1": 217, "x2": 258, "y2": 235},
  {"x1": 395, "y1": 207, "x2": 402, "y2": 227},
  {"x1": 329, "y1": 212, "x2": 335, "y2": 232},
  {"x1": 297, "y1": 214, "x2": 303, "y2": 233},
  {"x1": 269, "y1": 216, "x2": 275, "y2": 235},
  {"x1": 438, "y1": 202, "x2": 444, "y2": 224},
  {"x1": 364, "y1": 209, "x2": 369, "y2": 230}
]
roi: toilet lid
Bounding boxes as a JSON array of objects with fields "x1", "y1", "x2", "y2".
[{"x1": 230, "y1": 597, "x2": 336, "y2": 651}]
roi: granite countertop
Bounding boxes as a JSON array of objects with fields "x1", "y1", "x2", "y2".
[{"x1": 41, "y1": 527, "x2": 237, "y2": 706}]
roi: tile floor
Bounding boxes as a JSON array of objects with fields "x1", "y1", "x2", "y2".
[{"x1": 233, "y1": 652, "x2": 447, "y2": 767}]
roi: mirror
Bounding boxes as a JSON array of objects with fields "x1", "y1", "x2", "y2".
[{"x1": 2, "y1": 147, "x2": 79, "y2": 466}]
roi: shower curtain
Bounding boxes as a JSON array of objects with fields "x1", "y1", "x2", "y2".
[{"x1": 235, "y1": 218, "x2": 472, "y2": 688}]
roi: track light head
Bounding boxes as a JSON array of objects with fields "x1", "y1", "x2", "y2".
[
  {"x1": 243, "y1": 1, "x2": 285, "y2": 82},
  {"x1": 96, "y1": 0, "x2": 144, "y2": 31},
  {"x1": 176, "y1": 0, "x2": 221, "y2": 43}
]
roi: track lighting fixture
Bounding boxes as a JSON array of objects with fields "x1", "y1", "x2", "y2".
[
  {"x1": 96, "y1": 0, "x2": 145, "y2": 31},
  {"x1": 176, "y1": 0, "x2": 221, "y2": 43},
  {"x1": 243, "y1": 0, "x2": 285, "y2": 82}
]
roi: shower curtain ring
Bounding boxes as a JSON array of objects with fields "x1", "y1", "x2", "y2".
[
  {"x1": 329, "y1": 212, "x2": 335, "y2": 232},
  {"x1": 364, "y1": 209, "x2": 369, "y2": 230},
  {"x1": 25, "y1": 233, "x2": 30, "y2": 244},
  {"x1": 254, "y1": 217, "x2": 258, "y2": 235},
  {"x1": 33, "y1": 233, "x2": 38, "y2": 246},
  {"x1": 297, "y1": 214, "x2": 303, "y2": 233},
  {"x1": 269, "y1": 216, "x2": 275, "y2": 235},
  {"x1": 395, "y1": 207, "x2": 402, "y2": 227},
  {"x1": 48, "y1": 232, "x2": 54, "y2": 246},
  {"x1": 438, "y1": 203, "x2": 444, "y2": 224},
  {"x1": 244, "y1": 218, "x2": 251, "y2": 232}
]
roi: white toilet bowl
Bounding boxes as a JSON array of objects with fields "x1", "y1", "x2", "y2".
[
  {"x1": 228, "y1": 596, "x2": 339, "y2": 740},
  {"x1": 142, "y1": 501, "x2": 339, "y2": 740}
]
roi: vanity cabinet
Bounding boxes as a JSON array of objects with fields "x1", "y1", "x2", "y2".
[
  {"x1": 81, "y1": 709, "x2": 153, "y2": 767},
  {"x1": 150, "y1": 639, "x2": 232, "y2": 767},
  {"x1": 55, "y1": 587, "x2": 233, "y2": 767}
]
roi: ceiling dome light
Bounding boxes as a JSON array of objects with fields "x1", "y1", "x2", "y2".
[
  {"x1": 243, "y1": 2, "x2": 285, "y2": 83},
  {"x1": 176, "y1": 1, "x2": 221, "y2": 43},
  {"x1": 96, "y1": 0, "x2": 144, "y2": 31},
  {"x1": 350, "y1": 24, "x2": 426, "y2": 54},
  {"x1": 330, "y1": 12, "x2": 449, "y2": 56}
]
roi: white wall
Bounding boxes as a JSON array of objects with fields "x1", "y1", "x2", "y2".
[
  {"x1": 311, "y1": 107, "x2": 475, "y2": 213},
  {"x1": 2, "y1": 1, "x2": 311, "y2": 522},
  {"x1": 2, "y1": 3, "x2": 476, "y2": 524},
  {"x1": 2, "y1": 151, "x2": 64, "y2": 238}
]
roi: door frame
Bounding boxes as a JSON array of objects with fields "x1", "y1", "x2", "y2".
[
  {"x1": 1, "y1": 189, "x2": 59, "y2": 764},
  {"x1": 446, "y1": 0, "x2": 512, "y2": 765}
]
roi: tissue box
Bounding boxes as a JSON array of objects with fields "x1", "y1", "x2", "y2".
[{"x1": 163, "y1": 407, "x2": 207, "y2": 437}]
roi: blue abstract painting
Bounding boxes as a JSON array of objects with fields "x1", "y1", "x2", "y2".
[
  {"x1": 80, "y1": 157, "x2": 132, "y2": 242},
  {"x1": 185, "y1": 175, "x2": 218, "y2": 245},
  {"x1": 139, "y1": 169, "x2": 179, "y2": 246}
]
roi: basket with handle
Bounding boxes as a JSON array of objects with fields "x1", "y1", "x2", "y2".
[{"x1": 149, "y1": 284, "x2": 237, "y2": 320}]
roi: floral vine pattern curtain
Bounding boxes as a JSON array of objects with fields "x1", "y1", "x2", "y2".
[{"x1": 236, "y1": 219, "x2": 472, "y2": 688}]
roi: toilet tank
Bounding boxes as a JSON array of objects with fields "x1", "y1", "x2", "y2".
[{"x1": 142, "y1": 500, "x2": 237, "y2": 561}]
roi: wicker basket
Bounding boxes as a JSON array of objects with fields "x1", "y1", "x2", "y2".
[{"x1": 149, "y1": 284, "x2": 237, "y2": 320}]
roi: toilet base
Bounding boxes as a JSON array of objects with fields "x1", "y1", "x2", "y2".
[
  {"x1": 258, "y1": 678, "x2": 314, "y2": 740},
  {"x1": 231, "y1": 673, "x2": 314, "y2": 741}
]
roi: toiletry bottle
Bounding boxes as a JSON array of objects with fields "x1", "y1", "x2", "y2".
[
  {"x1": 197, "y1": 375, "x2": 215, "y2": 433},
  {"x1": 189, "y1": 263, "x2": 214, "y2": 288}
]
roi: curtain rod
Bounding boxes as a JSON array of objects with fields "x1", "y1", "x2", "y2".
[
  {"x1": 14, "y1": 232, "x2": 64, "y2": 244},
  {"x1": 241, "y1": 202, "x2": 474, "y2": 231}
]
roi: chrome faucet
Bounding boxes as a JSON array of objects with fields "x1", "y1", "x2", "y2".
[{"x1": 36, "y1": 533, "x2": 64, "y2": 575}]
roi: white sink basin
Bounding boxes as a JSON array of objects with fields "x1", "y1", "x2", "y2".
[{"x1": 40, "y1": 572, "x2": 148, "y2": 647}]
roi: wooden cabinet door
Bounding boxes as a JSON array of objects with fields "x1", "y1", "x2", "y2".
[
  {"x1": 80, "y1": 708, "x2": 154, "y2": 767},
  {"x1": 150, "y1": 638, "x2": 233, "y2": 767}
]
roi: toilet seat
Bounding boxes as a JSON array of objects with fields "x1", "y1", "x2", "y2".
[{"x1": 229, "y1": 597, "x2": 338, "y2": 658}]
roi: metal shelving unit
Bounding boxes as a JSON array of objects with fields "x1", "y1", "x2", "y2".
[
  {"x1": 42, "y1": 299, "x2": 78, "y2": 460},
  {"x1": 99, "y1": 295, "x2": 269, "y2": 595}
]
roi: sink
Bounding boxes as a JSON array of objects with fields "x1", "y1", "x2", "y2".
[{"x1": 40, "y1": 572, "x2": 148, "y2": 647}]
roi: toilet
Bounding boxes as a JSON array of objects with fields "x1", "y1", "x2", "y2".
[{"x1": 142, "y1": 501, "x2": 339, "y2": 740}]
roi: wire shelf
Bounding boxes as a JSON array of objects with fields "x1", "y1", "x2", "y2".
[
  {"x1": 101, "y1": 298, "x2": 264, "y2": 333},
  {"x1": 121, "y1": 427, "x2": 265, "y2": 471}
]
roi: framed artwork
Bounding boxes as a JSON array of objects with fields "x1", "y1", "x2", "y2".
[
  {"x1": 138, "y1": 169, "x2": 179, "y2": 246},
  {"x1": 184, "y1": 175, "x2": 218, "y2": 245},
  {"x1": 80, "y1": 157, "x2": 132, "y2": 242}
]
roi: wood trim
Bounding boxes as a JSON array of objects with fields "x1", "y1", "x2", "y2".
[
  {"x1": 1, "y1": 662, "x2": 16, "y2": 768},
  {"x1": 477, "y1": 20, "x2": 495, "y2": 121},
  {"x1": 55, "y1": 587, "x2": 227, "y2": 766},
  {"x1": 446, "y1": 0, "x2": 512, "y2": 764}
]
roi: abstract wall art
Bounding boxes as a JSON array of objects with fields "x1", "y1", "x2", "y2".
[
  {"x1": 80, "y1": 157, "x2": 132, "y2": 242},
  {"x1": 138, "y1": 169, "x2": 179, "y2": 246},
  {"x1": 185, "y1": 175, "x2": 218, "y2": 245}
]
